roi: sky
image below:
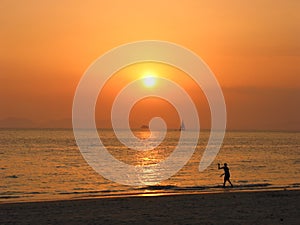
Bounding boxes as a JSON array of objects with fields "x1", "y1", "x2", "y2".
[{"x1": 0, "y1": 0, "x2": 299, "y2": 131}]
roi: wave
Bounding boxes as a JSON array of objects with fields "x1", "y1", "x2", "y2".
[
  {"x1": 291, "y1": 183, "x2": 300, "y2": 188},
  {"x1": 15, "y1": 183, "x2": 275, "y2": 197},
  {"x1": 137, "y1": 183, "x2": 273, "y2": 192},
  {"x1": 0, "y1": 195, "x2": 21, "y2": 199},
  {"x1": 3, "y1": 183, "x2": 299, "y2": 204}
]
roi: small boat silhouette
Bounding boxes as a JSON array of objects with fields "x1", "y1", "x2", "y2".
[{"x1": 179, "y1": 120, "x2": 185, "y2": 131}]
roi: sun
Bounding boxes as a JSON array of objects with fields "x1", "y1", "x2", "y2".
[{"x1": 143, "y1": 75, "x2": 156, "y2": 88}]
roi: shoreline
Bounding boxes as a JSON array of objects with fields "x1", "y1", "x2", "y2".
[
  {"x1": 1, "y1": 184, "x2": 299, "y2": 205},
  {"x1": 1, "y1": 185, "x2": 299, "y2": 205},
  {"x1": 1, "y1": 189, "x2": 300, "y2": 224}
]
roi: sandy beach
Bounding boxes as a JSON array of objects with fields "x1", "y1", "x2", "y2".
[{"x1": 1, "y1": 190, "x2": 300, "y2": 225}]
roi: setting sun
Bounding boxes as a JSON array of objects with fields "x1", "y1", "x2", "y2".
[
  {"x1": 143, "y1": 75, "x2": 157, "y2": 88},
  {"x1": 1, "y1": 2, "x2": 300, "y2": 224}
]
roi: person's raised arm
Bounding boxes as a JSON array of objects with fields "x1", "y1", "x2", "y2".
[{"x1": 218, "y1": 163, "x2": 223, "y2": 170}]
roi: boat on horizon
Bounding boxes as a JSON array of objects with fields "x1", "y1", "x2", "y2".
[{"x1": 179, "y1": 120, "x2": 185, "y2": 131}]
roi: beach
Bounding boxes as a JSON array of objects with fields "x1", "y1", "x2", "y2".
[
  {"x1": 1, "y1": 190, "x2": 300, "y2": 225},
  {"x1": 2, "y1": 1, "x2": 300, "y2": 224},
  {"x1": 1, "y1": 130, "x2": 299, "y2": 224}
]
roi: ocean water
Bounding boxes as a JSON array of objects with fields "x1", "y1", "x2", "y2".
[{"x1": 0, "y1": 129, "x2": 299, "y2": 203}]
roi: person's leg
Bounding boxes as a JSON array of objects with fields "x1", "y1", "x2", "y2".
[
  {"x1": 228, "y1": 179, "x2": 233, "y2": 187},
  {"x1": 223, "y1": 177, "x2": 226, "y2": 187}
]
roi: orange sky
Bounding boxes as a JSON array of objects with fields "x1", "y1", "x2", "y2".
[{"x1": 0, "y1": 0, "x2": 299, "y2": 130}]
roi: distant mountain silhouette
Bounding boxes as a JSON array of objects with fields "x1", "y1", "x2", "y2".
[
  {"x1": 0, "y1": 117, "x2": 115, "y2": 129},
  {"x1": 0, "y1": 117, "x2": 37, "y2": 128}
]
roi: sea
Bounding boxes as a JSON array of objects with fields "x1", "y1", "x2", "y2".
[{"x1": 0, "y1": 129, "x2": 299, "y2": 203}]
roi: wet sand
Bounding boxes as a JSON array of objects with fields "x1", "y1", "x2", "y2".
[{"x1": 1, "y1": 190, "x2": 300, "y2": 225}]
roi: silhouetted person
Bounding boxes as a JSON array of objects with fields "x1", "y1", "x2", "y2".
[{"x1": 218, "y1": 163, "x2": 233, "y2": 187}]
